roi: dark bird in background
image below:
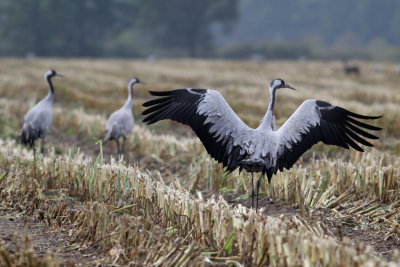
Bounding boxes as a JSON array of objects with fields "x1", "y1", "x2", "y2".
[
  {"x1": 343, "y1": 59, "x2": 361, "y2": 75},
  {"x1": 21, "y1": 69, "x2": 63, "y2": 154},
  {"x1": 103, "y1": 77, "x2": 143, "y2": 155},
  {"x1": 142, "y1": 78, "x2": 381, "y2": 210}
]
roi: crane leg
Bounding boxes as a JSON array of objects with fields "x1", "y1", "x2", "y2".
[
  {"x1": 121, "y1": 136, "x2": 126, "y2": 154},
  {"x1": 40, "y1": 138, "x2": 45, "y2": 154},
  {"x1": 251, "y1": 172, "x2": 255, "y2": 209},
  {"x1": 29, "y1": 139, "x2": 34, "y2": 149},
  {"x1": 31, "y1": 140, "x2": 36, "y2": 158},
  {"x1": 115, "y1": 138, "x2": 121, "y2": 155},
  {"x1": 256, "y1": 174, "x2": 264, "y2": 211}
]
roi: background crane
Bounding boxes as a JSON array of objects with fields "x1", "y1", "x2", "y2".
[
  {"x1": 21, "y1": 69, "x2": 62, "y2": 154},
  {"x1": 103, "y1": 77, "x2": 143, "y2": 155}
]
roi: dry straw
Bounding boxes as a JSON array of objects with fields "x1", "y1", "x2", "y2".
[{"x1": 0, "y1": 139, "x2": 398, "y2": 266}]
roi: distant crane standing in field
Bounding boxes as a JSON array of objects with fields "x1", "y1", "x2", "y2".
[
  {"x1": 103, "y1": 78, "x2": 143, "y2": 155},
  {"x1": 342, "y1": 60, "x2": 361, "y2": 75},
  {"x1": 142, "y1": 78, "x2": 381, "y2": 210},
  {"x1": 21, "y1": 70, "x2": 63, "y2": 154}
]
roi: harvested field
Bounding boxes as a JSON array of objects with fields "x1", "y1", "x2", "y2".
[{"x1": 0, "y1": 59, "x2": 399, "y2": 266}]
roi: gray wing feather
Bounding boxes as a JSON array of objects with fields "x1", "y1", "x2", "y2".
[
  {"x1": 198, "y1": 90, "x2": 254, "y2": 151},
  {"x1": 277, "y1": 100, "x2": 319, "y2": 150}
]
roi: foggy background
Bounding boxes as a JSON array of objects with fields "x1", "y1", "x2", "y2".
[{"x1": 0, "y1": 0, "x2": 399, "y2": 60}]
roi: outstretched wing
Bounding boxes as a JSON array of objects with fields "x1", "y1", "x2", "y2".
[
  {"x1": 275, "y1": 99, "x2": 381, "y2": 172},
  {"x1": 142, "y1": 89, "x2": 254, "y2": 171}
]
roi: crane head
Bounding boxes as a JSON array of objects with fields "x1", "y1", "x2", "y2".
[
  {"x1": 129, "y1": 77, "x2": 144, "y2": 85},
  {"x1": 270, "y1": 78, "x2": 296, "y2": 91},
  {"x1": 45, "y1": 69, "x2": 63, "y2": 79}
]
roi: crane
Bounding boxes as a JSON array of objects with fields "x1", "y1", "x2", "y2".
[
  {"x1": 103, "y1": 78, "x2": 143, "y2": 155},
  {"x1": 142, "y1": 78, "x2": 382, "y2": 210},
  {"x1": 21, "y1": 69, "x2": 63, "y2": 154}
]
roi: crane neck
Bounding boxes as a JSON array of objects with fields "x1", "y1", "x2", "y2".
[
  {"x1": 123, "y1": 82, "x2": 134, "y2": 109},
  {"x1": 267, "y1": 86, "x2": 277, "y2": 113},
  {"x1": 46, "y1": 75, "x2": 55, "y2": 95},
  {"x1": 45, "y1": 75, "x2": 55, "y2": 102},
  {"x1": 259, "y1": 86, "x2": 277, "y2": 130}
]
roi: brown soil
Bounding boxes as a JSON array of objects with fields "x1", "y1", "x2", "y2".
[
  {"x1": 0, "y1": 210, "x2": 99, "y2": 266},
  {"x1": 223, "y1": 193, "x2": 302, "y2": 218}
]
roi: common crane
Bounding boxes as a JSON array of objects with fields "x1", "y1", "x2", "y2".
[
  {"x1": 342, "y1": 60, "x2": 360, "y2": 75},
  {"x1": 103, "y1": 78, "x2": 143, "y2": 154},
  {"x1": 142, "y1": 78, "x2": 381, "y2": 210},
  {"x1": 21, "y1": 69, "x2": 62, "y2": 153}
]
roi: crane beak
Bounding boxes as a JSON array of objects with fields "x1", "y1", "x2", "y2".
[
  {"x1": 285, "y1": 84, "x2": 296, "y2": 90},
  {"x1": 138, "y1": 81, "x2": 145, "y2": 85},
  {"x1": 56, "y1": 73, "x2": 64, "y2": 77}
]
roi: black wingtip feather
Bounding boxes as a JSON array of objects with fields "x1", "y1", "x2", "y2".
[
  {"x1": 142, "y1": 96, "x2": 173, "y2": 107},
  {"x1": 343, "y1": 132, "x2": 364, "y2": 152},
  {"x1": 347, "y1": 111, "x2": 382, "y2": 120},
  {"x1": 345, "y1": 122, "x2": 380, "y2": 140},
  {"x1": 347, "y1": 117, "x2": 382, "y2": 131},
  {"x1": 142, "y1": 105, "x2": 170, "y2": 123},
  {"x1": 142, "y1": 100, "x2": 173, "y2": 115},
  {"x1": 345, "y1": 127, "x2": 374, "y2": 147},
  {"x1": 148, "y1": 90, "x2": 173, "y2": 96}
]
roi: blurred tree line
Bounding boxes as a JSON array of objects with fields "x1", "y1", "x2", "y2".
[
  {"x1": 221, "y1": 0, "x2": 400, "y2": 46},
  {"x1": 217, "y1": 0, "x2": 400, "y2": 60},
  {"x1": 1, "y1": 0, "x2": 399, "y2": 59},
  {"x1": 0, "y1": 0, "x2": 237, "y2": 57}
]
